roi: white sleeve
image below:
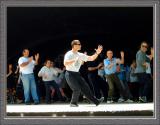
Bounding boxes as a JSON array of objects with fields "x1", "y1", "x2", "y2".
[
  {"x1": 18, "y1": 57, "x2": 23, "y2": 66},
  {"x1": 64, "y1": 52, "x2": 70, "y2": 62},
  {"x1": 55, "y1": 68, "x2": 63, "y2": 73},
  {"x1": 52, "y1": 69, "x2": 59, "y2": 76},
  {"x1": 32, "y1": 60, "x2": 36, "y2": 65},
  {"x1": 79, "y1": 53, "x2": 89, "y2": 62},
  {"x1": 38, "y1": 67, "x2": 44, "y2": 76}
]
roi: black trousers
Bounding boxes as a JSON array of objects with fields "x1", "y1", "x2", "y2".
[
  {"x1": 136, "y1": 73, "x2": 152, "y2": 98},
  {"x1": 106, "y1": 74, "x2": 127, "y2": 99},
  {"x1": 65, "y1": 71, "x2": 99, "y2": 104},
  {"x1": 128, "y1": 82, "x2": 139, "y2": 100},
  {"x1": 44, "y1": 81, "x2": 62, "y2": 103},
  {"x1": 88, "y1": 73, "x2": 108, "y2": 100}
]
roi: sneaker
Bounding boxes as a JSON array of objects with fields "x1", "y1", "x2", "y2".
[
  {"x1": 17, "y1": 99, "x2": 23, "y2": 104},
  {"x1": 107, "y1": 100, "x2": 114, "y2": 103},
  {"x1": 25, "y1": 101, "x2": 31, "y2": 105},
  {"x1": 107, "y1": 98, "x2": 114, "y2": 103},
  {"x1": 70, "y1": 103, "x2": 79, "y2": 107},
  {"x1": 125, "y1": 99, "x2": 134, "y2": 103},
  {"x1": 96, "y1": 97, "x2": 104, "y2": 106},
  {"x1": 139, "y1": 96, "x2": 147, "y2": 103},
  {"x1": 34, "y1": 101, "x2": 40, "y2": 105},
  {"x1": 118, "y1": 98, "x2": 125, "y2": 103}
]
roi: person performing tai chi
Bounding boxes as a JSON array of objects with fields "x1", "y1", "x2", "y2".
[
  {"x1": 64, "y1": 40, "x2": 104, "y2": 107},
  {"x1": 18, "y1": 49, "x2": 39, "y2": 105}
]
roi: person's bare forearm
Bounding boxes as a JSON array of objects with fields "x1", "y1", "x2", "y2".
[
  {"x1": 148, "y1": 55, "x2": 153, "y2": 61},
  {"x1": 35, "y1": 59, "x2": 39, "y2": 65},
  {"x1": 88, "y1": 66, "x2": 98, "y2": 71},
  {"x1": 88, "y1": 52, "x2": 99, "y2": 61},
  {"x1": 88, "y1": 45, "x2": 103, "y2": 61},
  {"x1": 105, "y1": 63, "x2": 113, "y2": 69},
  {"x1": 20, "y1": 61, "x2": 30, "y2": 67},
  {"x1": 120, "y1": 57, "x2": 124, "y2": 64}
]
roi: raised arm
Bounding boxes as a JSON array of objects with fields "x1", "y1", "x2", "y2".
[
  {"x1": 117, "y1": 51, "x2": 124, "y2": 64},
  {"x1": 34, "y1": 53, "x2": 39, "y2": 65},
  {"x1": 87, "y1": 45, "x2": 103, "y2": 61},
  {"x1": 148, "y1": 47, "x2": 154, "y2": 60}
]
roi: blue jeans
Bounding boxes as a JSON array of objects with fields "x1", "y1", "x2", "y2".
[{"x1": 21, "y1": 73, "x2": 39, "y2": 103}]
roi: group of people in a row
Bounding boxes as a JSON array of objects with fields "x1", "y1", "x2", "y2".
[{"x1": 7, "y1": 40, "x2": 153, "y2": 107}]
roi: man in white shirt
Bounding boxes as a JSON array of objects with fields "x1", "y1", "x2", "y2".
[
  {"x1": 38, "y1": 59, "x2": 65, "y2": 103},
  {"x1": 64, "y1": 40, "x2": 104, "y2": 107},
  {"x1": 18, "y1": 49, "x2": 39, "y2": 105}
]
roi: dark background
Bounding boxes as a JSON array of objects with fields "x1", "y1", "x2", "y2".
[{"x1": 7, "y1": 7, "x2": 153, "y2": 67}]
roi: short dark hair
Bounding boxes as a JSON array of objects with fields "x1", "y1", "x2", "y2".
[
  {"x1": 71, "y1": 40, "x2": 80, "y2": 48},
  {"x1": 44, "y1": 59, "x2": 51, "y2": 66},
  {"x1": 22, "y1": 48, "x2": 29, "y2": 55},
  {"x1": 141, "y1": 41, "x2": 148, "y2": 47}
]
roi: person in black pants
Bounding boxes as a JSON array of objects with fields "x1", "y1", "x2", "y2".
[
  {"x1": 87, "y1": 58, "x2": 108, "y2": 102},
  {"x1": 64, "y1": 40, "x2": 104, "y2": 107},
  {"x1": 38, "y1": 59, "x2": 64, "y2": 104},
  {"x1": 135, "y1": 41, "x2": 154, "y2": 102}
]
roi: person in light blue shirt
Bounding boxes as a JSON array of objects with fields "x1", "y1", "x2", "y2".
[
  {"x1": 104, "y1": 50, "x2": 131, "y2": 103},
  {"x1": 128, "y1": 60, "x2": 139, "y2": 102}
]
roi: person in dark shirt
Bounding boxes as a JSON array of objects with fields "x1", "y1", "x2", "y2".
[{"x1": 87, "y1": 57, "x2": 108, "y2": 102}]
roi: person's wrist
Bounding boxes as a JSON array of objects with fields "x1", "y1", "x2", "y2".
[{"x1": 95, "y1": 52, "x2": 99, "y2": 55}]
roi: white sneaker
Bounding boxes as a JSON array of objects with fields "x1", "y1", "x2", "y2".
[
  {"x1": 107, "y1": 100, "x2": 114, "y2": 103},
  {"x1": 118, "y1": 98, "x2": 125, "y2": 103},
  {"x1": 125, "y1": 99, "x2": 134, "y2": 103}
]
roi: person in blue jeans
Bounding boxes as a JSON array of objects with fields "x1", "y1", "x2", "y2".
[{"x1": 18, "y1": 49, "x2": 39, "y2": 105}]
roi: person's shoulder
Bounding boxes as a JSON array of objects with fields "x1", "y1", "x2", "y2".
[
  {"x1": 137, "y1": 50, "x2": 142, "y2": 54},
  {"x1": 114, "y1": 57, "x2": 120, "y2": 61},
  {"x1": 40, "y1": 66, "x2": 46, "y2": 70},
  {"x1": 42, "y1": 65, "x2": 47, "y2": 68},
  {"x1": 18, "y1": 56, "x2": 26, "y2": 62},
  {"x1": 78, "y1": 51, "x2": 85, "y2": 56},
  {"x1": 104, "y1": 58, "x2": 109, "y2": 63},
  {"x1": 65, "y1": 50, "x2": 72, "y2": 55},
  {"x1": 18, "y1": 56, "x2": 24, "y2": 60},
  {"x1": 104, "y1": 58, "x2": 108, "y2": 61}
]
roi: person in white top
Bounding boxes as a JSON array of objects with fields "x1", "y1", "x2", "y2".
[
  {"x1": 38, "y1": 59, "x2": 65, "y2": 103},
  {"x1": 50, "y1": 61, "x2": 67, "y2": 99},
  {"x1": 18, "y1": 49, "x2": 39, "y2": 105},
  {"x1": 64, "y1": 39, "x2": 104, "y2": 107}
]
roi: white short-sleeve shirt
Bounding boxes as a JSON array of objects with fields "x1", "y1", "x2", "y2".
[
  {"x1": 38, "y1": 66, "x2": 58, "y2": 81},
  {"x1": 18, "y1": 57, "x2": 35, "y2": 74},
  {"x1": 64, "y1": 50, "x2": 89, "y2": 72}
]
